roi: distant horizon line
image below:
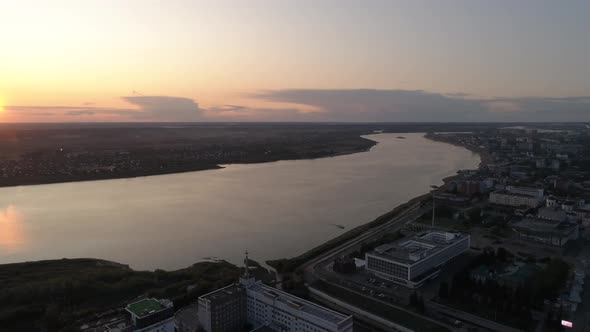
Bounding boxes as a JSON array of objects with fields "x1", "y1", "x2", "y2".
[{"x1": 0, "y1": 121, "x2": 587, "y2": 125}]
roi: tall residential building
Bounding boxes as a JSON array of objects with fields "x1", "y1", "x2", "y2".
[
  {"x1": 365, "y1": 231, "x2": 470, "y2": 288},
  {"x1": 198, "y1": 284, "x2": 247, "y2": 332},
  {"x1": 198, "y1": 251, "x2": 354, "y2": 332}
]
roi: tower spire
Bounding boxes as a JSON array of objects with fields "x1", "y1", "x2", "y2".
[
  {"x1": 244, "y1": 249, "x2": 250, "y2": 278},
  {"x1": 240, "y1": 249, "x2": 255, "y2": 286}
]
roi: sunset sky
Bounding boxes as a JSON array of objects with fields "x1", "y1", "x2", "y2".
[{"x1": 1, "y1": 0, "x2": 589, "y2": 122}]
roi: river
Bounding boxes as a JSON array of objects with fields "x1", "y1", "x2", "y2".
[{"x1": 0, "y1": 133, "x2": 479, "y2": 270}]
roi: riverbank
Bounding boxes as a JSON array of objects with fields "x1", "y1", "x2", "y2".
[
  {"x1": 0, "y1": 258, "x2": 273, "y2": 331},
  {"x1": 0, "y1": 139, "x2": 377, "y2": 188},
  {"x1": 267, "y1": 192, "x2": 432, "y2": 273},
  {"x1": 266, "y1": 134, "x2": 483, "y2": 273},
  {"x1": 424, "y1": 132, "x2": 491, "y2": 168}
]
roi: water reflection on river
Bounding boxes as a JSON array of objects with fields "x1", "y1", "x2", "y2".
[
  {"x1": 0, "y1": 205, "x2": 26, "y2": 254},
  {"x1": 0, "y1": 133, "x2": 479, "y2": 270}
]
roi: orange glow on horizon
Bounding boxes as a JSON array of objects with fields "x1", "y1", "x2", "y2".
[{"x1": 0, "y1": 205, "x2": 27, "y2": 254}]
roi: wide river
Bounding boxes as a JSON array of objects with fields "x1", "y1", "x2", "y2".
[{"x1": 0, "y1": 133, "x2": 479, "y2": 270}]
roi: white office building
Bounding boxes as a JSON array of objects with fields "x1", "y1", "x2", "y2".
[
  {"x1": 198, "y1": 252, "x2": 353, "y2": 332},
  {"x1": 244, "y1": 280, "x2": 353, "y2": 332},
  {"x1": 365, "y1": 231, "x2": 470, "y2": 288}
]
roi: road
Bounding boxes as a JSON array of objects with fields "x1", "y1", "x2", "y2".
[
  {"x1": 298, "y1": 201, "x2": 457, "y2": 330},
  {"x1": 302, "y1": 201, "x2": 428, "y2": 284},
  {"x1": 299, "y1": 200, "x2": 520, "y2": 332},
  {"x1": 428, "y1": 301, "x2": 521, "y2": 332}
]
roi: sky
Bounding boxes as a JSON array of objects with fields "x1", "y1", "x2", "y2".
[{"x1": 1, "y1": 0, "x2": 589, "y2": 122}]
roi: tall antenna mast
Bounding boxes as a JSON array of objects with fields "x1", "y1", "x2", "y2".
[{"x1": 244, "y1": 249, "x2": 250, "y2": 278}]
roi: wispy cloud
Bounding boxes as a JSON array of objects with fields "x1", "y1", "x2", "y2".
[
  {"x1": 207, "y1": 104, "x2": 249, "y2": 112},
  {"x1": 246, "y1": 89, "x2": 590, "y2": 122},
  {"x1": 5, "y1": 96, "x2": 205, "y2": 122},
  {"x1": 5, "y1": 90, "x2": 590, "y2": 122}
]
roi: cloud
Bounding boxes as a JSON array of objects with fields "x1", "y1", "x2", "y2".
[
  {"x1": 121, "y1": 96, "x2": 204, "y2": 121},
  {"x1": 5, "y1": 96, "x2": 205, "y2": 122},
  {"x1": 4, "y1": 105, "x2": 137, "y2": 119},
  {"x1": 246, "y1": 89, "x2": 590, "y2": 122},
  {"x1": 5, "y1": 90, "x2": 590, "y2": 122},
  {"x1": 66, "y1": 110, "x2": 97, "y2": 116},
  {"x1": 248, "y1": 89, "x2": 485, "y2": 122},
  {"x1": 483, "y1": 101, "x2": 523, "y2": 113},
  {"x1": 207, "y1": 104, "x2": 249, "y2": 112}
]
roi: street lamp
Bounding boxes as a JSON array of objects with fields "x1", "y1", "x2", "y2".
[{"x1": 430, "y1": 185, "x2": 439, "y2": 228}]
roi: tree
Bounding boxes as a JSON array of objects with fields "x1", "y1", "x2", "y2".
[
  {"x1": 495, "y1": 247, "x2": 511, "y2": 262},
  {"x1": 468, "y1": 207, "x2": 482, "y2": 223}
]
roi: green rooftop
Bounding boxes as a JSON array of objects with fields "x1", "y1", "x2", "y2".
[{"x1": 126, "y1": 299, "x2": 164, "y2": 317}]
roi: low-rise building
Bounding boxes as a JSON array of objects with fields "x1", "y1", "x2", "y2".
[
  {"x1": 512, "y1": 218, "x2": 578, "y2": 247},
  {"x1": 125, "y1": 298, "x2": 175, "y2": 332},
  {"x1": 365, "y1": 231, "x2": 469, "y2": 288},
  {"x1": 545, "y1": 196, "x2": 584, "y2": 210},
  {"x1": 489, "y1": 186, "x2": 544, "y2": 208},
  {"x1": 537, "y1": 207, "x2": 568, "y2": 222}
]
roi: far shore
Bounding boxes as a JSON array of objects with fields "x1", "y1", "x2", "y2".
[
  {"x1": 0, "y1": 132, "x2": 485, "y2": 190},
  {"x1": 0, "y1": 140, "x2": 377, "y2": 189}
]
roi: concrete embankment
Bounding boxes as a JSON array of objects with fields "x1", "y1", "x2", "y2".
[{"x1": 267, "y1": 193, "x2": 431, "y2": 273}]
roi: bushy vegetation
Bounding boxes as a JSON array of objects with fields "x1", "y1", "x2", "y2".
[
  {"x1": 0, "y1": 258, "x2": 241, "y2": 332},
  {"x1": 441, "y1": 250, "x2": 570, "y2": 331}
]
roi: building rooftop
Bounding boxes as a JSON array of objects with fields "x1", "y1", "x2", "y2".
[
  {"x1": 491, "y1": 189, "x2": 540, "y2": 199},
  {"x1": 247, "y1": 282, "x2": 350, "y2": 325},
  {"x1": 512, "y1": 218, "x2": 577, "y2": 236},
  {"x1": 199, "y1": 284, "x2": 242, "y2": 302},
  {"x1": 537, "y1": 207, "x2": 567, "y2": 221},
  {"x1": 368, "y1": 231, "x2": 468, "y2": 265},
  {"x1": 251, "y1": 326, "x2": 280, "y2": 332},
  {"x1": 125, "y1": 299, "x2": 166, "y2": 318}
]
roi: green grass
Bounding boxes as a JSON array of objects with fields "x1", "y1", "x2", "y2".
[{"x1": 126, "y1": 298, "x2": 164, "y2": 317}]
